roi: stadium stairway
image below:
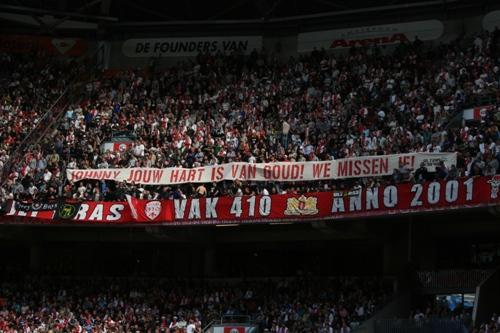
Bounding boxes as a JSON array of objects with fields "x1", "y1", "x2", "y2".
[{"x1": 472, "y1": 265, "x2": 500, "y2": 328}]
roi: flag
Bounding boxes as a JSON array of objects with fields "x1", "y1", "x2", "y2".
[
  {"x1": 126, "y1": 194, "x2": 139, "y2": 220},
  {"x1": 462, "y1": 105, "x2": 495, "y2": 121},
  {"x1": 101, "y1": 142, "x2": 132, "y2": 153},
  {"x1": 126, "y1": 195, "x2": 173, "y2": 222}
]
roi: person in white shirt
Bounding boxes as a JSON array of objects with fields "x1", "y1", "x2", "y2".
[
  {"x1": 133, "y1": 142, "x2": 145, "y2": 157},
  {"x1": 186, "y1": 319, "x2": 198, "y2": 333},
  {"x1": 43, "y1": 169, "x2": 52, "y2": 183}
]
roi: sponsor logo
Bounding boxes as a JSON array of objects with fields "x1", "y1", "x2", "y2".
[
  {"x1": 488, "y1": 176, "x2": 500, "y2": 199},
  {"x1": 51, "y1": 38, "x2": 76, "y2": 55},
  {"x1": 57, "y1": 204, "x2": 78, "y2": 219},
  {"x1": 330, "y1": 33, "x2": 409, "y2": 49},
  {"x1": 15, "y1": 201, "x2": 58, "y2": 212},
  {"x1": 144, "y1": 201, "x2": 161, "y2": 220},
  {"x1": 284, "y1": 195, "x2": 319, "y2": 216}
]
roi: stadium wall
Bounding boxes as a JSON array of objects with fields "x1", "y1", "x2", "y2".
[{"x1": 103, "y1": 12, "x2": 496, "y2": 69}]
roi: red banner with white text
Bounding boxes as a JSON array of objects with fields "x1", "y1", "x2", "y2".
[{"x1": 3, "y1": 177, "x2": 500, "y2": 225}]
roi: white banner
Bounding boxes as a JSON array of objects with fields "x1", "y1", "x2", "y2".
[
  {"x1": 66, "y1": 153, "x2": 456, "y2": 185},
  {"x1": 297, "y1": 20, "x2": 444, "y2": 52},
  {"x1": 122, "y1": 36, "x2": 262, "y2": 58}
]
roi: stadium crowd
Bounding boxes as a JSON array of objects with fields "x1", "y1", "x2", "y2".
[
  {"x1": 0, "y1": 52, "x2": 84, "y2": 203},
  {"x1": 410, "y1": 306, "x2": 500, "y2": 333},
  {"x1": 1, "y1": 30, "x2": 500, "y2": 203},
  {"x1": 473, "y1": 313, "x2": 500, "y2": 333},
  {"x1": 0, "y1": 275, "x2": 390, "y2": 332}
]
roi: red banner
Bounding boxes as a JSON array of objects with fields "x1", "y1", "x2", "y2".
[{"x1": 3, "y1": 177, "x2": 500, "y2": 225}]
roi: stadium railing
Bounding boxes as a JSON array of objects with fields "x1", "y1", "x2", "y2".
[
  {"x1": 203, "y1": 315, "x2": 259, "y2": 333},
  {"x1": 417, "y1": 270, "x2": 492, "y2": 292}
]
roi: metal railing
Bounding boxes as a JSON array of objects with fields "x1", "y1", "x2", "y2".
[
  {"x1": 417, "y1": 269, "x2": 491, "y2": 289},
  {"x1": 417, "y1": 270, "x2": 492, "y2": 290},
  {"x1": 203, "y1": 315, "x2": 258, "y2": 333},
  {"x1": 203, "y1": 320, "x2": 217, "y2": 333}
]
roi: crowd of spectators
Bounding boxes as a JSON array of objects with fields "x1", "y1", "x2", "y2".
[
  {"x1": 473, "y1": 313, "x2": 500, "y2": 332},
  {"x1": 410, "y1": 304, "x2": 472, "y2": 326},
  {"x1": 0, "y1": 275, "x2": 391, "y2": 332},
  {"x1": 2, "y1": 30, "x2": 500, "y2": 203},
  {"x1": 0, "y1": 52, "x2": 84, "y2": 204},
  {"x1": 409, "y1": 302, "x2": 500, "y2": 332}
]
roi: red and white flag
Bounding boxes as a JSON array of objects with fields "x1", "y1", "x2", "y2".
[
  {"x1": 462, "y1": 105, "x2": 495, "y2": 121},
  {"x1": 125, "y1": 194, "x2": 139, "y2": 220},
  {"x1": 125, "y1": 195, "x2": 173, "y2": 222},
  {"x1": 101, "y1": 142, "x2": 132, "y2": 153}
]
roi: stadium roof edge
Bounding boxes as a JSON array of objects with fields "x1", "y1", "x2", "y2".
[{"x1": 112, "y1": 0, "x2": 457, "y2": 27}]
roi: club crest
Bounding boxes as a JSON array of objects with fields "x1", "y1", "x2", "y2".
[
  {"x1": 284, "y1": 195, "x2": 319, "y2": 216},
  {"x1": 145, "y1": 201, "x2": 161, "y2": 220},
  {"x1": 488, "y1": 176, "x2": 500, "y2": 199}
]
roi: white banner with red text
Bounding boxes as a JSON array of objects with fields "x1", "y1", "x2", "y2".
[
  {"x1": 66, "y1": 153, "x2": 456, "y2": 185},
  {"x1": 3, "y1": 176, "x2": 499, "y2": 225},
  {"x1": 297, "y1": 20, "x2": 444, "y2": 52}
]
